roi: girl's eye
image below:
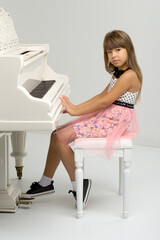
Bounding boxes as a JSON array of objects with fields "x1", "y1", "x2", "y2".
[
  {"x1": 116, "y1": 48, "x2": 121, "y2": 51},
  {"x1": 107, "y1": 50, "x2": 112, "y2": 54}
]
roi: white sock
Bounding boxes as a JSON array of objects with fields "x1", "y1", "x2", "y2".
[
  {"x1": 39, "y1": 175, "x2": 52, "y2": 187},
  {"x1": 72, "y1": 181, "x2": 76, "y2": 191}
]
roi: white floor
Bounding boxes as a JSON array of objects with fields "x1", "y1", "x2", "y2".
[{"x1": 0, "y1": 132, "x2": 160, "y2": 240}]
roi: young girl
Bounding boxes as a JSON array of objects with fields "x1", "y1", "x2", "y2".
[{"x1": 25, "y1": 30, "x2": 142, "y2": 206}]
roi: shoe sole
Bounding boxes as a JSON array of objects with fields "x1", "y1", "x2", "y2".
[
  {"x1": 21, "y1": 190, "x2": 55, "y2": 198},
  {"x1": 83, "y1": 179, "x2": 92, "y2": 207}
]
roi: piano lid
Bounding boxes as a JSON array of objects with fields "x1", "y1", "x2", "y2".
[{"x1": 0, "y1": 8, "x2": 20, "y2": 54}]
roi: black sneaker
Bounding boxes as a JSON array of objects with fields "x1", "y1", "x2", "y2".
[
  {"x1": 23, "y1": 181, "x2": 55, "y2": 197},
  {"x1": 68, "y1": 179, "x2": 92, "y2": 207}
]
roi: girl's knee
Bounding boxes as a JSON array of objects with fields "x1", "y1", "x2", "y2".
[
  {"x1": 50, "y1": 126, "x2": 76, "y2": 146},
  {"x1": 50, "y1": 131, "x2": 57, "y2": 142},
  {"x1": 51, "y1": 131, "x2": 63, "y2": 146}
]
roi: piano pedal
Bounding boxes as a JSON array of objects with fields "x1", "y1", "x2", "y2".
[
  {"x1": 19, "y1": 196, "x2": 35, "y2": 201},
  {"x1": 16, "y1": 196, "x2": 35, "y2": 207},
  {"x1": 16, "y1": 200, "x2": 32, "y2": 206}
]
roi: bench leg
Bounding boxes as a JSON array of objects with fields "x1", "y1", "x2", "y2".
[
  {"x1": 75, "y1": 148, "x2": 84, "y2": 218},
  {"x1": 119, "y1": 157, "x2": 123, "y2": 195},
  {"x1": 122, "y1": 149, "x2": 132, "y2": 219}
]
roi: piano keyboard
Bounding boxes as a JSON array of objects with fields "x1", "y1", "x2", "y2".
[{"x1": 30, "y1": 80, "x2": 56, "y2": 98}]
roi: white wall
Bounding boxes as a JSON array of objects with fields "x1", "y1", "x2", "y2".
[{"x1": 1, "y1": 0, "x2": 160, "y2": 147}]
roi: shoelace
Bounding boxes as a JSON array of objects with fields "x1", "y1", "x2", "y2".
[{"x1": 68, "y1": 190, "x2": 76, "y2": 200}]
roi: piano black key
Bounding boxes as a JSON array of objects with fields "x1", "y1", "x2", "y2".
[{"x1": 30, "y1": 80, "x2": 56, "y2": 98}]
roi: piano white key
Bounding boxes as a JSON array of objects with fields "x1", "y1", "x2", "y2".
[
  {"x1": 49, "y1": 86, "x2": 71, "y2": 127},
  {"x1": 50, "y1": 84, "x2": 70, "y2": 116}
]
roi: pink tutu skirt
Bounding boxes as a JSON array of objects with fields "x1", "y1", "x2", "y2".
[{"x1": 56, "y1": 104, "x2": 139, "y2": 159}]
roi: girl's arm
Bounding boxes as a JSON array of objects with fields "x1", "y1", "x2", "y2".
[
  {"x1": 60, "y1": 71, "x2": 135, "y2": 116},
  {"x1": 59, "y1": 83, "x2": 110, "y2": 114}
]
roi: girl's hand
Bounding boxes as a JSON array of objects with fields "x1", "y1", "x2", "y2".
[{"x1": 59, "y1": 95, "x2": 77, "y2": 116}]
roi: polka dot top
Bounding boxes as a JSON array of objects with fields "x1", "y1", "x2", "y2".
[{"x1": 108, "y1": 77, "x2": 139, "y2": 104}]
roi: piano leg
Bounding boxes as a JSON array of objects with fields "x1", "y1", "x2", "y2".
[
  {"x1": 0, "y1": 133, "x2": 21, "y2": 212},
  {"x1": 10, "y1": 131, "x2": 27, "y2": 179}
]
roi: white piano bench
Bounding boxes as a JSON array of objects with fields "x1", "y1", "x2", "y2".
[{"x1": 72, "y1": 138, "x2": 133, "y2": 219}]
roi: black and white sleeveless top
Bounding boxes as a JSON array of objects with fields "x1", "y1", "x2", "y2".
[{"x1": 108, "y1": 68, "x2": 139, "y2": 105}]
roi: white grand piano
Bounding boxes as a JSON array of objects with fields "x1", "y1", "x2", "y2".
[{"x1": 0, "y1": 8, "x2": 70, "y2": 212}]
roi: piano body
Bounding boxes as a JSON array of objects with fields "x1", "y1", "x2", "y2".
[{"x1": 0, "y1": 8, "x2": 70, "y2": 212}]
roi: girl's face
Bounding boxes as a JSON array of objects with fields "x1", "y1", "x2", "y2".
[{"x1": 107, "y1": 47, "x2": 128, "y2": 70}]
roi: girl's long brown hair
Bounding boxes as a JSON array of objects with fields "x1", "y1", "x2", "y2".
[{"x1": 103, "y1": 30, "x2": 142, "y2": 103}]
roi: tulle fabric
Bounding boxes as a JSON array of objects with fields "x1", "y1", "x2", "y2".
[{"x1": 56, "y1": 104, "x2": 139, "y2": 159}]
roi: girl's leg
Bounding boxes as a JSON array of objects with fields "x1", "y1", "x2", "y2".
[
  {"x1": 54, "y1": 126, "x2": 77, "y2": 181},
  {"x1": 43, "y1": 127, "x2": 77, "y2": 181},
  {"x1": 26, "y1": 125, "x2": 91, "y2": 204},
  {"x1": 43, "y1": 131, "x2": 61, "y2": 178}
]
